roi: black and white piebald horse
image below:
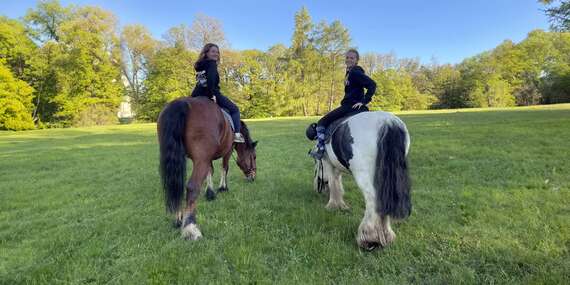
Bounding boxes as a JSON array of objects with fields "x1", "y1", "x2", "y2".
[{"x1": 307, "y1": 111, "x2": 412, "y2": 250}]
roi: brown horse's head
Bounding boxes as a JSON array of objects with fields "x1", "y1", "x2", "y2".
[{"x1": 234, "y1": 121, "x2": 257, "y2": 182}]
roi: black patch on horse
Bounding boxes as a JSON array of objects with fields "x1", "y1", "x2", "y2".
[
  {"x1": 324, "y1": 107, "x2": 368, "y2": 142},
  {"x1": 182, "y1": 214, "x2": 196, "y2": 227},
  {"x1": 331, "y1": 122, "x2": 354, "y2": 169}
]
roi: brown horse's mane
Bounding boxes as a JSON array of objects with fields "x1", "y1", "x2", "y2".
[{"x1": 240, "y1": 120, "x2": 255, "y2": 148}]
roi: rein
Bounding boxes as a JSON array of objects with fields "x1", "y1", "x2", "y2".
[
  {"x1": 316, "y1": 159, "x2": 326, "y2": 193},
  {"x1": 231, "y1": 146, "x2": 256, "y2": 177}
]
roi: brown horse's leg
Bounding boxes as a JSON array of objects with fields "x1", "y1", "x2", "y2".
[
  {"x1": 181, "y1": 161, "x2": 209, "y2": 240},
  {"x1": 218, "y1": 153, "x2": 231, "y2": 192}
]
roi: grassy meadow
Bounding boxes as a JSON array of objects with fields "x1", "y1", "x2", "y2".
[{"x1": 1, "y1": 105, "x2": 569, "y2": 284}]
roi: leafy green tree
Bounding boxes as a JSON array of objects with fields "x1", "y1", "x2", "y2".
[
  {"x1": 0, "y1": 61, "x2": 35, "y2": 130},
  {"x1": 0, "y1": 17, "x2": 37, "y2": 80},
  {"x1": 541, "y1": 0, "x2": 570, "y2": 31},
  {"x1": 51, "y1": 6, "x2": 124, "y2": 126},
  {"x1": 140, "y1": 44, "x2": 195, "y2": 121},
  {"x1": 24, "y1": 0, "x2": 71, "y2": 43},
  {"x1": 314, "y1": 20, "x2": 351, "y2": 111},
  {"x1": 120, "y1": 24, "x2": 157, "y2": 113},
  {"x1": 540, "y1": 32, "x2": 570, "y2": 103},
  {"x1": 431, "y1": 64, "x2": 464, "y2": 108}
]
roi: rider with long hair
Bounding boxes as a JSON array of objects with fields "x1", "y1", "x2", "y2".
[
  {"x1": 191, "y1": 43, "x2": 245, "y2": 143},
  {"x1": 310, "y1": 48, "x2": 377, "y2": 159}
]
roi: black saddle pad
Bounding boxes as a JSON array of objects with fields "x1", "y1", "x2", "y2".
[{"x1": 324, "y1": 108, "x2": 368, "y2": 143}]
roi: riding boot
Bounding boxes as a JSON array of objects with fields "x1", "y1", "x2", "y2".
[
  {"x1": 309, "y1": 126, "x2": 326, "y2": 159},
  {"x1": 234, "y1": 132, "x2": 245, "y2": 143}
]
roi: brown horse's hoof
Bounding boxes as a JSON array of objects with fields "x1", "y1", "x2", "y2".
[
  {"x1": 205, "y1": 188, "x2": 216, "y2": 201},
  {"x1": 218, "y1": 186, "x2": 228, "y2": 192}
]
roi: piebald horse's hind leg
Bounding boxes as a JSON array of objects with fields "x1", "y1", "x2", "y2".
[
  {"x1": 382, "y1": 215, "x2": 396, "y2": 245},
  {"x1": 181, "y1": 161, "x2": 210, "y2": 240},
  {"x1": 205, "y1": 164, "x2": 216, "y2": 201},
  {"x1": 218, "y1": 154, "x2": 230, "y2": 192},
  {"x1": 353, "y1": 170, "x2": 394, "y2": 250},
  {"x1": 324, "y1": 160, "x2": 349, "y2": 210}
]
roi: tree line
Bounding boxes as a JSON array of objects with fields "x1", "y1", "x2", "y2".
[{"x1": 1, "y1": 0, "x2": 569, "y2": 130}]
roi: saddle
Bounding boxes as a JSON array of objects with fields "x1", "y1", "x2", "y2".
[
  {"x1": 324, "y1": 108, "x2": 368, "y2": 143},
  {"x1": 220, "y1": 108, "x2": 234, "y2": 131},
  {"x1": 305, "y1": 109, "x2": 368, "y2": 142}
]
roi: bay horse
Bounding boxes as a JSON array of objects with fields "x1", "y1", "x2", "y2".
[
  {"x1": 307, "y1": 111, "x2": 411, "y2": 250},
  {"x1": 158, "y1": 96, "x2": 257, "y2": 240}
]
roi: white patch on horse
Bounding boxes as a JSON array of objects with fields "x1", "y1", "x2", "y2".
[
  {"x1": 314, "y1": 111, "x2": 411, "y2": 249},
  {"x1": 181, "y1": 223, "x2": 203, "y2": 240},
  {"x1": 206, "y1": 171, "x2": 214, "y2": 189},
  {"x1": 219, "y1": 168, "x2": 227, "y2": 189}
]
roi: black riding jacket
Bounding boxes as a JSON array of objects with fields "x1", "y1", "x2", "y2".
[
  {"x1": 191, "y1": 59, "x2": 221, "y2": 98},
  {"x1": 341, "y1": 66, "x2": 377, "y2": 106}
]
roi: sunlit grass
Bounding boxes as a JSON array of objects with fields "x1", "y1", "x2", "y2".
[{"x1": 1, "y1": 104, "x2": 569, "y2": 284}]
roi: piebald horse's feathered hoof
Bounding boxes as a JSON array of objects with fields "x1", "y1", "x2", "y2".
[
  {"x1": 360, "y1": 241, "x2": 381, "y2": 251},
  {"x1": 325, "y1": 201, "x2": 350, "y2": 211},
  {"x1": 181, "y1": 224, "x2": 203, "y2": 240}
]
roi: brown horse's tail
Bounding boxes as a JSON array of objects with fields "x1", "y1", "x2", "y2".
[{"x1": 158, "y1": 99, "x2": 189, "y2": 213}]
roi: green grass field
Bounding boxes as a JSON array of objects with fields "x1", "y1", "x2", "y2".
[{"x1": 1, "y1": 105, "x2": 569, "y2": 284}]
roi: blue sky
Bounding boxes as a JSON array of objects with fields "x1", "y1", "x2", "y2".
[{"x1": 1, "y1": 0, "x2": 551, "y2": 64}]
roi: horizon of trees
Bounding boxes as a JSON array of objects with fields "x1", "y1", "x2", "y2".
[{"x1": 1, "y1": 0, "x2": 569, "y2": 130}]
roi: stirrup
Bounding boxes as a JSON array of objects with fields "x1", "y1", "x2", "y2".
[
  {"x1": 234, "y1": 133, "x2": 245, "y2": 143},
  {"x1": 309, "y1": 147, "x2": 325, "y2": 160}
]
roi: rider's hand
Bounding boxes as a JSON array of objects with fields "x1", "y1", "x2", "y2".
[
  {"x1": 352, "y1": 102, "x2": 364, "y2": 109},
  {"x1": 211, "y1": 96, "x2": 217, "y2": 103}
]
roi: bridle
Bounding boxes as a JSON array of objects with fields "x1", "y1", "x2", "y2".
[{"x1": 231, "y1": 150, "x2": 256, "y2": 177}]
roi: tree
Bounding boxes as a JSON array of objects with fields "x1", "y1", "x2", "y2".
[
  {"x1": 287, "y1": 7, "x2": 315, "y2": 116},
  {"x1": 24, "y1": 0, "x2": 71, "y2": 43},
  {"x1": 541, "y1": 0, "x2": 570, "y2": 31},
  {"x1": 188, "y1": 14, "x2": 228, "y2": 50},
  {"x1": 540, "y1": 32, "x2": 570, "y2": 103},
  {"x1": 52, "y1": 6, "x2": 124, "y2": 126},
  {"x1": 140, "y1": 45, "x2": 196, "y2": 121},
  {"x1": 163, "y1": 24, "x2": 191, "y2": 50},
  {"x1": 120, "y1": 24, "x2": 157, "y2": 112},
  {"x1": 291, "y1": 7, "x2": 313, "y2": 58},
  {"x1": 314, "y1": 20, "x2": 351, "y2": 111},
  {"x1": 0, "y1": 61, "x2": 35, "y2": 130}
]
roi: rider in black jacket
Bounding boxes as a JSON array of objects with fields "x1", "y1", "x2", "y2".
[
  {"x1": 310, "y1": 49, "x2": 377, "y2": 159},
  {"x1": 191, "y1": 43, "x2": 245, "y2": 143}
]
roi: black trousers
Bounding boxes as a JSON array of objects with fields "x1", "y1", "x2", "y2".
[{"x1": 317, "y1": 104, "x2": 368, "y2": 129}]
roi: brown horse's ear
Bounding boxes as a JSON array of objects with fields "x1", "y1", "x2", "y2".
[{"x1": 252, "y1": 141, "x2": 258, "y2": 148}]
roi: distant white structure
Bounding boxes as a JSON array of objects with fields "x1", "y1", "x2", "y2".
[{"x1": 117, "y1": 96, "x2": 134, "y2": 119}]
